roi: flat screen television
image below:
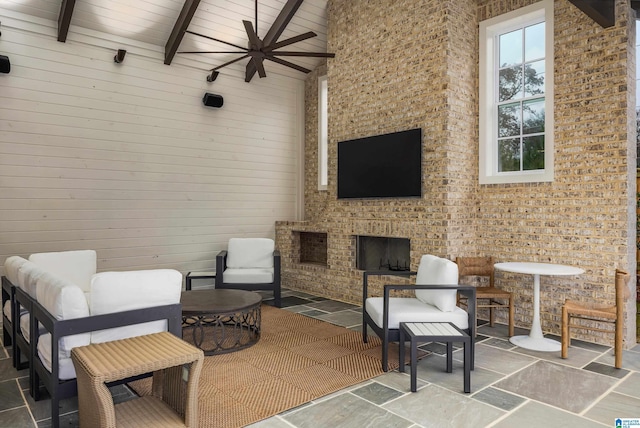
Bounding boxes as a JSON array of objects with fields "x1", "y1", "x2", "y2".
[{"x1": 337, "y1": 128, "x2": 422, "y2": 199}]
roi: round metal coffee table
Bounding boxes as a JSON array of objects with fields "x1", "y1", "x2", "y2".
[{"x1": 181, "y1": 289, "x2": 261, "y2": 355}]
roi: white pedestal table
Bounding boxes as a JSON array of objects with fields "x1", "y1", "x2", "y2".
[{"x1": 494, "y1": 262, "x2": 584, "y2": 352}]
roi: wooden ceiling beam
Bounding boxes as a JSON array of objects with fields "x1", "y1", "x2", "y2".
[
  {"x1": 57, "y1": 0, "x2": 76, "y2": 42},
  {"x1": 165, "y1": 0, "x2": 201, "y2": 65},
  {"x1": 567, "y1": 0, "x2": 615, "y2": 28}
]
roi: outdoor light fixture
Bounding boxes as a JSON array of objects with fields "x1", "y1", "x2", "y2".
[
  {"x1": 206, "y1": 71, "x2": 219, "y2": 82},
  {"x1": 0, "y1": 55, "x2": 9, "y2": 74},
  {"x1": 114, "y1": 49, "x2": 126, "y2": 63}
]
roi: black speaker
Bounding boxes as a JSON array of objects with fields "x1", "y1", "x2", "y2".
[
  {"x1": 0, "y1": 55, "x2": 10, "y2": 74},
  {"x1": 202, "y1": 92, "x2": 223, "y2": 108}
]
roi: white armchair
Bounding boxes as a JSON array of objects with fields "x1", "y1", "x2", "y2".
[
  {"x1": 362, "y1": 254, "x2": 476, "y2": 371},
  {"x1": 215, "y1": 238, "x2": 281, "y2": 306}
]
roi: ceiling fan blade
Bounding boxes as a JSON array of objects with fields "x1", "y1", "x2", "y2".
[
  {"x1": 265, "y1": 55, "x2": 311, "y2": 74},
  {"x1": 247, "y1": 0, "x2": 304, "y2": 82},
  {"x1": 185, "y1": 30, "x2": 248, "y2": 51},
  {"x1": 212, "y1": 54, "x2": 250, "y2": 71},
  {"x1": 271, "y1": 51, "x2": 336, "y2": 58},
  {"x1": 243, "y1": 20, "x2": 262, "y2": 49},
  {"x1": 178, "y1": 51, "x2": 247, "y2": 54},
  {"x1": 266, "y1": 32, "x2": 317, "y2": 51},
  {"x1": 254, "y1": 58, "x2": 267, "y2": 78}
]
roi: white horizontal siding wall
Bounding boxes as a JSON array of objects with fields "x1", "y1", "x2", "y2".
[{"x1": 0, "y1": 10, "x2": 303, "y2": 277}]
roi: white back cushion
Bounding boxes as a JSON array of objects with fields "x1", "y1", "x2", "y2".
[
  {"x1": 226, "y1": 238, "x2": 275, "y2": 269},
  {"x1": 29, "y1": 250, "x2": 97, "y2": 293},
  {"x1": 35, "y1": 271, "x2": 91, "y2": 356},
  {"x1": 4, "y1": 256, "x2": 28, "y2": 285},
  {"x1": 414, "y1": 255, "x2": 459, "y2": 312},
  {"x1": 89, "y1": 269, "x2": 182, "y2": 343},
  {"x1": 18, "y1": 261, "x2": 47, "y2": 298}
]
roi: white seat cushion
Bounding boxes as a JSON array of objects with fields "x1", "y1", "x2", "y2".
[
  {"x1": 37, "y1": 334, "x2": 76, "y2": 380},
  {"x1": 414, "y1": 255, "x2": 459, "y2": 312},
  {"x1": 365, "y1": 297, "x2": 469, "y2": 330},
  {"x1": 19, "y1": 312, "x2": 30, "y2": 342},
  {"x1": 29, "y1": 250, "x2": 97, "y2": 293},
  {"x1": 2, "y1": 300, "x2": 11, "y2": 320},
  {"x1": 227, "y1": 238, "x2": 274, "y2": 269},
  {"x1": 89, "y1": 269, "x2": 182, "y2": 344},
  {"x1": 223, "y1": 268, "x2": 274, "y2": 284},
  {"x1": 18, "y1": 311, "x2": 45, "y2": 343}
]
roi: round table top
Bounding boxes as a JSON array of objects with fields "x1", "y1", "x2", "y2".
[
  {"x1": 181, "y1": 289, "x2": 262, "y2": 315},
  {"x1": 494, "y1": 262, "x2": 585, "y2": 276}
]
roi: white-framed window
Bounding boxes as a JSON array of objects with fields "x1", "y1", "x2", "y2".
[
  {"x1": 479, "y1": 0, "x2": 554, "y2": 184},
  {"x1": 318, "y1": 75, "x2": 328, "y2": 190}
]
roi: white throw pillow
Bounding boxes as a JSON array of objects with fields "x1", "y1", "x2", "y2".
[{"x1": 414, "y1": 255, "x2": 459, "y2": 312}]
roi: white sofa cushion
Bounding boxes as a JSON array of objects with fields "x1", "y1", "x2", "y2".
[
  {"x1": 414, "y1": 255, "x2": 459, "y2": 312},
  {"x1": 35, "y1": 271, "x2": 91, "y2": 357},
  {"x1": 2, "y1": 300, "x2": 10, "y2": 320},
  {"x1": 223, "y1": 267, "x2": 274, "y2": 284},
  {"x1": 17, "y1": 260, "x2": 47, "y2": 298},
  {"x1": 29, "y1": 250, "x2": 97, "y2": 293},
  {"x1": 4, "y1": 256, "x2": 28, "y2": 286},
  {"x1": 365, "y1": 297, "x2": 469, "y2": 330},
  {"x1": 226, "y1": 238, "x2": 274, "y2": 269},
  {"x1": 89, "y1": 269, "x2": 182, "y2": 344},
  {"x1": 37, "y1": 334, "x2": 76, "y2": 380}
]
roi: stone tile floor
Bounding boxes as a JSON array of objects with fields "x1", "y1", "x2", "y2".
[{"x1": 1, "y1": 287, "x2": 639, "y2": 427}]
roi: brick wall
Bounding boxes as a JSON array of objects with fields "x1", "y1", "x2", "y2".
[{"x1": 276, "y1": 0, "x2": 637, "y2": 346}]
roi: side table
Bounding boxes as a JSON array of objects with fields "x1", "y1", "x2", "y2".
[
  {"x1": 399, "y1": 322, "x2": 472, "y2": 393},
  {"x1": 71, "y1": 332, "x2": 204, "y2": 428},
  {"x1": 185, "y1": 271, "x2": 216, "y2": 291}
]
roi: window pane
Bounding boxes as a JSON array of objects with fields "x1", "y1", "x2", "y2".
[
  {"x1": 498, "y1": 102, "x2": 521, "y2": 137},
  {"x1": 523, "y1": 99, "x2": 545, "y2": 134},
  {"x1": 499, "y1": 29, "x2": 522, "y2": 67},
  {"x1": 524, "y1": 60, "x2": 545, "y2": 97},
  {"x1": 523, "y1": 135, "x2": 545, "y2": 170},
  {"x1": 499, "y1": 66, "x2": 523, "y2": 101},
  {"x1": 525, "y1": 22, "x2": 545, "y2": 61},
  {"x1": 498, "y1": 138, "x2": 521, "y2": 172}
]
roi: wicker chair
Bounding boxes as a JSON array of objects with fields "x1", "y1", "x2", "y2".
[
  {"x1": 561, "y1": 269, "x2": 630, "y2": 368},
  {"x1": 456, "y1": 256, "x2": 514, "y2": 337}
]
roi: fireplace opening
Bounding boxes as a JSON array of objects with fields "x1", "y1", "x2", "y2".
[
  {"x1": 356, "y1": 236, "x2": 410, "y2": 272},
  {"x1": 298, "y1": 232, "x2": 328, "y2": 266}
]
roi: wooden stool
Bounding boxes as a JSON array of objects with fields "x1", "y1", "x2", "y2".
[
  {"x1": 399, "y1": 322, "x2": 472, "y2": 393},
  {"x1": 71, "y1": 332, "x2": 204, "y2": 428}
]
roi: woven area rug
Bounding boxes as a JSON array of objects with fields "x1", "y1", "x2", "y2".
[{"x1": 130, "y1": 304, "x2": 398, "y2": 428}]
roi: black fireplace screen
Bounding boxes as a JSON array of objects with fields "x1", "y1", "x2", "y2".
[{"x1": 356, "y1": 236, "x2": 410, "y2": 271}]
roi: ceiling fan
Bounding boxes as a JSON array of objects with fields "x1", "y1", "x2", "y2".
[{"x1": 179, "y1": 0, "x2": 334, "y2": 82}]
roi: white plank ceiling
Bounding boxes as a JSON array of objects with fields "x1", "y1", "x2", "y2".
[{"x1": 0, "y1": 0, "x2": 329, "y2": 81}]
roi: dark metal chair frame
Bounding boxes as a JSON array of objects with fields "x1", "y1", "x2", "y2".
[
  {"x1": 30, "y1": 300, "x2": 182, "y2": 428},
  {"x1": 1, "y1": 276, "x2": 18, "y2": 366},
  {"x1": 362, "y1": 270, "x2": 476, "y2": 372},
  {"x1": 215, "y1": 249, "x2": 281, "y2": 307}
]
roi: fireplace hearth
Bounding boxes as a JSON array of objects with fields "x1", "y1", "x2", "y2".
[{"x1": 356, "y1": 236, "x2": 410, "y2": 272}]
